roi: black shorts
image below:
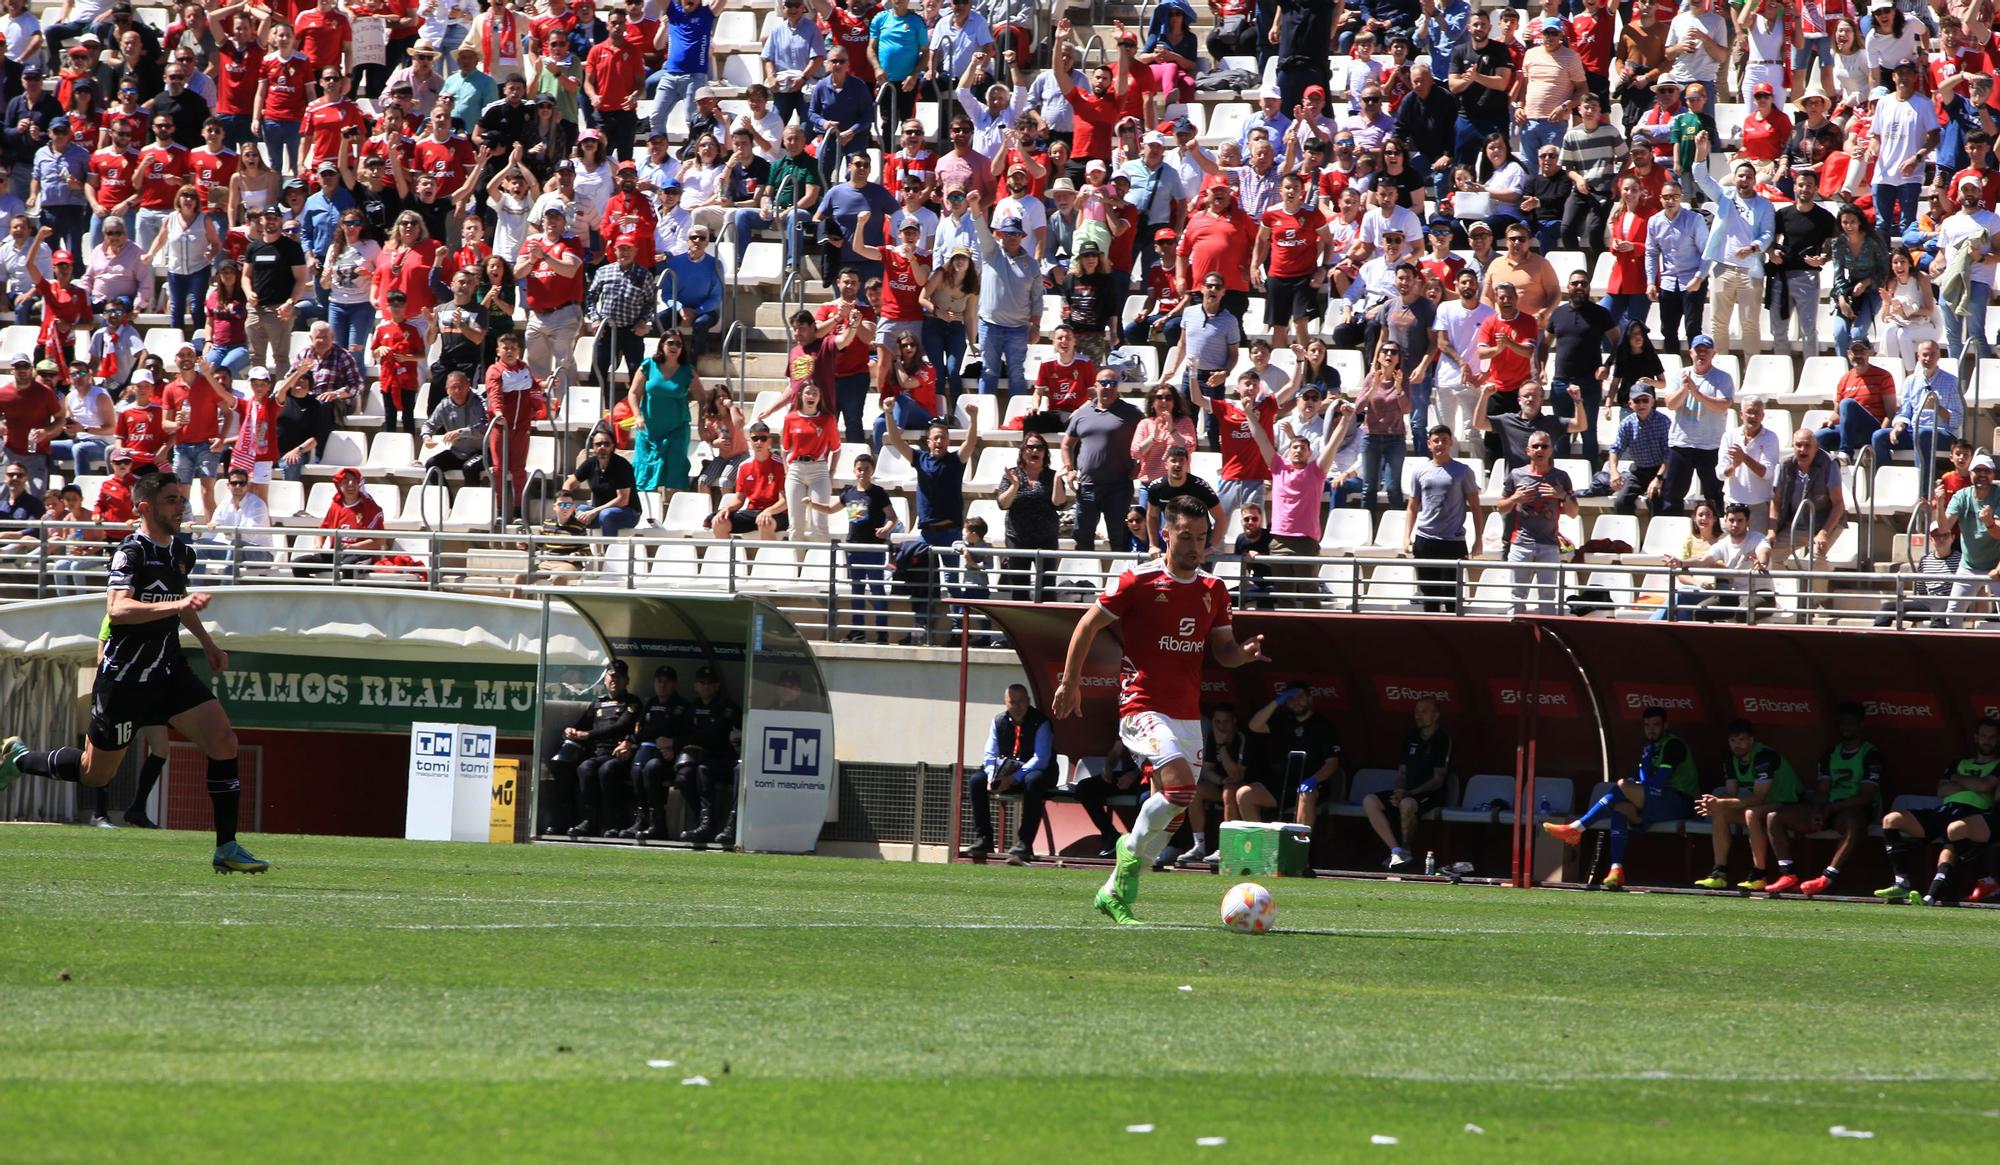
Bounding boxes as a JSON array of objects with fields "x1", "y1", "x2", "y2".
[
  {"x1": 87, "y1": 663, "x2": 215, "y2": 750},
  {"x1": 1387, "y1": 787, "x2": 1445, "y2": 816},
  {"x1": 728, "y1": 508, "x2": 789, "y2": 535},
  {"x1": 1264, "y1": 274, "x2": 1320, "y2": 326},
  {"x1": 1913, "y1": 802, "x2": 1986, "y2": 842}
]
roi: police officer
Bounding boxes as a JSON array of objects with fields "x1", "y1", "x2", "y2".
[
  {"x1": 620, "y1": 664, "x2": 693, "y2": 841},
  {"x1": 677, "y1": 665, "x2": 744, "y2": 845},
  {"x1": 546, "y1": 659, "x2": 642, "y2": 838}
]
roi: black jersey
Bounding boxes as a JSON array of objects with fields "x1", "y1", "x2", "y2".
[
  {"x1": 570, "y1": 692, "x2": 642, "y2": 756},
  {"x1": 683, "y1": 695, "x2": 742, "y2": 760},
  {"x1": 637, "y1": 693, "x2": 693, "y2": 749},
  {"x1": 101, "y1": 532, "x2": 198, "y2": 683}
]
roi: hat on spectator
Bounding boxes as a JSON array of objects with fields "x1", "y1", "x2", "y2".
[
  {"x1": 1847, "y1": 336, "x2": 1873, "y2": 350},
  {"x1": 248, "y1": 366, "x2": 272, "y2": 380},
  {"x1": 47, "y1": 116, "x2": 70, "y2": 133},
  {"x1": 1798, "y1": 80, "x2": 1834, "y2": 106},
  {"x1": 1540, "y1": 17, "x2": 1563, "y2": 32},
  {"x1": 535, "y1": 93, "x2": 557, "y2": 107},
  {"x1": 107, "y1": 295, "x2": 131, "y2": 312},
  {"x1": 1303, "y1": 85, "x2": 1327, "y2": 101},
  {"x1": 578, "y1": 128, "x2": 602, "y2": 142},
  {"x1": 109, "y1": 448, "x2": 133, "y2": 462},
  {"x1": 694, "y1": 85, "x2": 717, "y2": 101},
  {"x1": 616, "y1": 159, "x2": 638, "y2": 173},
  {"x1": 1076, "y1": 240, "x2": 1102, "y2": 256},
  {"x1": 1973, "y1": 454, "x2": 1996, "y2": 472},
  {"x1": 131, "y1": 368, "x2": 153, "y2": 383},
  {"x1": 1152, "y1": 226, "x2": 1176, "y2": 242},
  {"x1": 333, "y1": 467, "x2": 363, "y2": 486},
  {"x1": 75, "y1": 32, "x2": 99, "y2": 47},
  {"x1": 942, "y1": 244, "x2": 971, "y2": 263},
  {"x1": 316, "y1": 160, "x2": 338, "y2": 175},
  {"x1": 996, "y1": 217, "x2": 1026, "y2": 235},
  {"x1": 1426, "y1": 214, "x2": 1454, "y2": 233},
  {"x1": 898, "y1": 218, "x2": 922, "y2": 232},
  {"x1": 1464, "y1": 221, "x2": 1492, "y2": 235},
  {"x1": 34, "y1": 359, "x2": 60, "y2": 374},
  {"x1": 613, "y1": 233, "x2": 640, "y2": 250},
  {"x1": 283, "y1": 177, "x2": 308, "y2": 190},
  {"x1": 1654, "y1": 77, "x2": 1681, "y2": 91},
  {"x1": 1963, "y1": 175, "x2": 1985, "y2": 192},
  {"x1": 1690, "y1": 333, "x2": 1715, "y2": 349},
  {"x1": 1752, "y1": 82, "x2": 1774, "y2": 97},
  {"x1": 555, "y1": 159, "x2": 576, "y2": 171},
  {"x1": 20, "y1": 64, "x2": 41, "y2": 79},
  {"x1": 1047, "y1": 178, "x2": 1076, "y2": 194},
  {"x1": 1084, "y1": 158, "x2": 1108, "y2": 175},
  {"x1": 410, "y1": 39, "x2": 440, "y2": 56},
  {"x1": 1628, "y1": 381, "x2": 1657, "y2": 401},
  {"x1": 1110, "y1": 171, "x2": 1132, "y2": 185},
  {"x1": 1259, "y1": 82, "x2": 1280, "y2": 100},
  {"x1": 1005, "y1": 160, "x2": 1029, "y2": 175},
  {"x1": 659, "y1": 178, "x2": 681, "y2": 191},
  {"x1": 6, "y1": 353, "x2": 28, "y2": 366},
  {"x1": 49, "y1": 248, "x2": 72, "y2": 264},
  {"x1": 1143, "y1": 130, "x2": 1171, "y2": 147},
  {"x1": 694, "y1": 665, "x2": 721, "y2": 682}
]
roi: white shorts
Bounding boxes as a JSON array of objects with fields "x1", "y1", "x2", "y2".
[{"x1": 1118, "y1": 711, "x2": 1205, "y2": 781}]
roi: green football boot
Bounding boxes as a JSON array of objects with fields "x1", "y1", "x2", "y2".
[
  {"x1": 1872, "y1": 882, "x2": 1913, "y2": 902},
  {"x1": 213, "y1": 841, "x2": 270, "y2": 874},
  {"x1": 0, "y1": 736, "x2": 26, "y2": 794},
  {"x1": 1110, "y1": 833, "x2": 1141, "y2": 905},
  {"x1": 1093, "y1": 888, "x2": 1141, "y2": 926}
]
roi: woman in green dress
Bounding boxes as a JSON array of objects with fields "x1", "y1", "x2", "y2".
[{"x1": 630, "y1": 331, "x2": 700, "y2": 493}]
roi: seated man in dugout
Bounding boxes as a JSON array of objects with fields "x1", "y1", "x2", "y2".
[
  {"x1": 1543, "y1": 705, "x2": 1701, "y2": 890},
  {"x1": 1246, "y1": 684, "x2": 1344, "y2": 826},
  {"x1": 1361, "y1": 697, "x2": 1454, "y2": 872}
]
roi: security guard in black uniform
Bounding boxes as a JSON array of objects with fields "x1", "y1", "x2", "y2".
[
  {"x1": 620, "y1": 665, "x2": 694, "y2": 841},
  {"x1": 677, "y1": 665, "x2": 744, "y2": 846},
  {"x1": 545, "y1": 660, "x2": 642, "y2": 838}
]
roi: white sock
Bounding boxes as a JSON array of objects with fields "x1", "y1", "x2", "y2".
[
  {"x1": 1189, "y1": 831, "x2": 1206, "y2": 854},
  {"x1": 1132, "y1": 792, "x2": 1185, "y2": 866}
]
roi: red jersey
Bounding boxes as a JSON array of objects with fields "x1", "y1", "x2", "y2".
[
  {"x1": 624, "y1": 17, "x2": 658, "y2": 59},
  {"x1": 0, "y1": 381, "x2": 60, "y2": 456},
  {"x1": 414, "y1": 134, "x2": 477, "y2": 193},
  {"x1": 882, "y1": 149, "x2": 936, "y2": 197},
  {"x1": 483, "y1": 360, "x2": 545, "y2": 428},
  {"x1": 1570, "y1": 7, "x2": 1615, "y2": 76},
  {"x1": 441, "y1": 240, "x2": 492, "y2": 282},
  {"x1": 781, "y1": 410, "x2": 840, "y2": 462},
  {"x1": 1067, "y1": 87, "x2": 1120, "y2": 162},
  {"x1": 1035, "y1": 355, "x2": 1096, "y2": 413},
  {"x1": 371, "y1": 318, "x2": 425, "y2": 399},
  {"x1": 585, "y1": 40, "x2": 644, "y2": 112},
  {"x1": 1214, "y1": 397, "x2": 1278, "y2": 482},
  {"x1": 820, "y1": 8, "x2": 875, "y2": 86},
  {"x1": 321, "y1": 491, "x2": 387, "y2": 558},
  {"x1": 884, "y1": 364, "x2": 938, "y2": 413},
  {"x1": 214, "y1": 37, "x2": 265, "y2": 117},
  {"x1": 814, "y1": 300, "x2": 875, "y2": 378},
  {"x1": 104, "y1": 108, "x2": 147, "y2": 146},
  {"x1": 997, "y1": 147, "x2": 1048, "y2": 198},
  {"x1": 302, "y1": 98, "x2": 368, "y2": 168},
  {"x1": 1476, "y1": 310, "x2": 1539, "y2": 392},
  {"x1": 88, "y1": 149, "x2": 140, "y2": 210},
  {"x1": 1179, "y1": 209, "x2": 1258, "y2": 293},
  {"x1": 359, "y1": 133, "x2": 417, "y2": 173},
  {"x1": 161, "y1": 378, "x2": 227, "y2": 445},
  {"x1": 134, "y1": 143, "x2": 188, "y2": 210},
  {"x1": 1107, "y1": 202, "x2": 1141, "y2": 273},
  {"x1": 188, "y1": 147, "x2": 239, "y2": 213},
  {"x1": 114, "y1": 403, "x2": 164, "y2": 466},
  {"x1": 1419, "y1": 251, "x2": 1467, "y2": 286},
  {"x1": 259, "y1": 54, "x2": 314, "y2": 123},
  {"x1": 293, "y1": 8, "x2": 352, "y2": 74},
  {"x1": 1260, "y1": 205, "x2": 1328, "y2": 280},
  {"x1": 94, "y1": 473, "x2": 134, "y2": 525},
  {"x1": 519, "y1": 236, "x2": 585, "y2": 311},
  {"x1": 233, "y1": 394, "x2": 279, "y2": 464},
  {"x1": 878, "y1": 249, "x2": 924, "y2": 321},
  {"x1": 600, "y1": 191, "x2": 659, "y2": 265},
  {"x1": 734, "y1": 455, "x2": 785, "y2": 510},
  {"x1": 1096, "y1": 563, "x2": 1235, "y2": 720},
  {"x1": 372, "y1": 247, "x2": 438, "y2": 314}
]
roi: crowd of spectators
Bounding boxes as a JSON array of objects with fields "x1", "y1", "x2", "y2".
[{"x1": 0, "y1": 0, "x2": 1992, "y2": 627}]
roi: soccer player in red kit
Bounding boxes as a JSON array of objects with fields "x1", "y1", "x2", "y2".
[{"x1": 1052, "y1": 494, "x2": 1269, "y2": 925}]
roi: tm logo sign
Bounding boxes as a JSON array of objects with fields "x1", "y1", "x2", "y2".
[
  {"x1": 762, "y1": 727, "x2": 823, "y2": 776},
  {"x1": 459, "y1": 731, "x2": 494, "y2": 759},
  {"x1": 414, "y1": 731, "x2": 454, "y2": 758}
]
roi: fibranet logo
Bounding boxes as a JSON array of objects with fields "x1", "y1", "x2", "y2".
[
  {"x1": 1378, "y1": 677, "x2": 1457, "y2": 707},
  {"x1": 1855, "y1": 690, "x2": 1939, "y2": 722},
  {"x1": 1611, "y1": 682, "x2": 1699, "y2": 715},
  {"x1": 1154, "y1": 636, "x2": 1205, "y2": 653},
  {"x1": 1488, "y1": 679, "x2": 1581, "y2": 717},
  {"x1": 1728, "y1": 687, "x2": 1817, "y2": 723}
]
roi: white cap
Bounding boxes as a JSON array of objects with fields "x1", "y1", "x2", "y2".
[{"x1": 248, "y1": 365, "x2": 272, "y2": 380}]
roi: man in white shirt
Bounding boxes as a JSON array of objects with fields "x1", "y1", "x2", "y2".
[
  {"x1": 1664, "y1": 0, "x2": 1729, "y2": 88},
  {"x1": 0, "y1": 0, "x2": 44, "y2": 72},
  {"x1": 1431, "y1": 268, "x2": 1496, "y2": 444},
  {"x1": 888, "y1": 180, "x2": 938, "y2": 257},
  {"x1": 1720, "y1": 397, "x2": 1782, "y2": 533},
  {"x1": 932, "y1": 184, "x2": 983, "y2": 264},
  {"x1": 1871, "y1": 61, "x2": 1939, "y2": 245},
  {"x1": 194, "y1": 466, "x2": 275, "y2": 579},
  {"x1": 1659, "y1": 501, "x2": 1773, "y2": 621},
  {"x1": 1359, "y1": 181, "x2": 1422, "y2": 253},
  {"x1": 1935, "y1": 175, "x2": 2000, "y2": 359}
]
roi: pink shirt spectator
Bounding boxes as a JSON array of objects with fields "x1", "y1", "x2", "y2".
[
  {"x1": 1130, "y1": 414, "x2": 1198, "y2": 481},
  {"x1": 1269, "y1": 459, "x2": 1328, "y2": 541}
]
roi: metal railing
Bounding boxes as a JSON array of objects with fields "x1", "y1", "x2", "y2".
[
  {"x1": 720, "y1": 319, "x2": 750, "y2": 402},
  {"x1": 2, "y1": 524, "x2": 1989, "y2": 636}
]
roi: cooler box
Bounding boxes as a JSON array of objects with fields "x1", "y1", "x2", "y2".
[{"x1": 1217, "y1": 823, "x2": 1312, "y2": 877}]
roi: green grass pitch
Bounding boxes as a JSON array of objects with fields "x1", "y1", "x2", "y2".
[{"x1": 3, "y1": 827, "x2": 1998, "y2": 1163}]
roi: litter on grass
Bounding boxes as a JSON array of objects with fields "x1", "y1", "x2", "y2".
[
  {"x1": 1196, "y1": 1137, "x2": 1227, "y2": 1147},
  {"x1": 1371, "y1": 1134, "x2": 1400, "y2": 1145},
  {"x1": 1464, "y1": 1124, "x2": 1485, "y2": 1135},
  {"x1": 1178, "y1": 985, "x2": 1193, "y2": 992},
  {"x1": 1828, "y1": 1126, "x2": 1874, "y2": 1139},
  {"x1": 645, "y1": 1060, "x2": 676, "y2": 1069},
  {"x1": 681, "y1": 1076, "x2": 711, "y2": 1087},
  {"x1": 1125, "y1": 1125, "x2": 1155, "y2": 1134}
]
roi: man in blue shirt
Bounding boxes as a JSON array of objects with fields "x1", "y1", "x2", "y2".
[
  {"x1": 961, "y1": 682, "x2": 1056, "y2": 863},
  {"x1": 651, "y1": 0, "x2": 729, "y2": 141},
  {"x1": 662, "y1": 226, "x2": 725, "y2": 359},
  {"x1": 816, "y1": 152, "x2": 897, "y2": 284},
  {"x1": 1872, "y1": 338, "x2": 1961, "y2": 470},
  {"x1": 807, "y1": 46, "x2": 876, "y2": 182},
  {"x1": 760, "y1": 0, "x2": 825, "y2": 128},
  {"x1": 868, "y1": 0, "x2": 929, "y2": 166},
  {"x1": 882, "y1": 412, "x2": 982, "y2": 646}
]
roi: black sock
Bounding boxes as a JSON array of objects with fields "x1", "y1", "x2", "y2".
[
  {"x1": 206, "y1": 756, "x2": 241, "y2": 848},
  {"x1": 128, "y1": 754, "x2": 165, "y2": 814},
  {"x1": 90, "y1": 784, "x2": 109, "y2": 817},
  {"x1": 19, "y1": 747, "x2": 83, "y2": 783},
  {"x1": 1749, "y1": 867, "x2": 1767, "y2": 880},
  {"x1": 1885, "y1": 835, "x2": 1920, "y2": 886},
  {"x1": 1929, "y1": 862, "x2": 1954, "y2": 899}
]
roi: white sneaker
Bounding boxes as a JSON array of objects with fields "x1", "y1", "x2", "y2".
[
  {"x1": 90, "y1": 816, "x2": 115, "y2": 829},
  {"x1": 1198, "y1": 849, "x2": 1221, "y2": 864},
  {"x1": 1385, "y1": 850, "x2": 1411, "y2": 870},
  {"x1": 1175, "y1": 846, "x2": 1207, "y2": 867}
]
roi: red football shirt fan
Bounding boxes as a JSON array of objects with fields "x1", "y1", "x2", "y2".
[
  {"x1": 213, "y1": 36, "x2": 265, "y2": 117},
  {"x1": 1214, "y1": 396, "x2": 1278, "y2": 482},
  {"x1": 1035, "y1": 355, "x2": 1096, "y2": 414},
  {"x1": 302, "y1": 97, "x2": 367, "y2": 168},
  {"x1": 735, "y1": 455, "x2": 785, "y2": 510},
  {"x1": 1260, "y1": 204, "x2": 1329, "y2": 279},
  {"x1": 585, "y1": 38, "x2": 643, "y2": 112},
  {"x1": 519, "y1": 235, "x2": 585, "y2": 310},
  {"x1": 160, "y1": 377, "x2": 227, "y2": 448},
  {"x1": 88, "y1": 148, "x2": 140, "y2": 213},
  {"x1": 1476, "y1": 310, "x2": 1540, "y2": 393},
  {"x1": 133, "y1": 142, "x2": 189, "y2": 210},
  {"x1": 1095, "y1": 563, "x2": 1235, "y2": 720},
  {"x1": 878, "y1": 250, "x2": 925, "y2": 321},
  {"x1": 188, "y1": 146, "x2": 239, "y2": 214},
  {"x1": 814, "y1": 300, "x2": 875, "y2": 378},
  {"x1": 293, "y1": 5, "x2": 353, "y2": 75},
  {"x1": 114, "y1": 401, "x2": 165, "y2": 467},
  {"x1": 259, "y1": 54, "x2": 314, "y2": 123}
]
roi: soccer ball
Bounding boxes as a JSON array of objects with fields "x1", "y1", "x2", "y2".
[{"x1": 1220, "y1": 882, "x2": 1276, "y2": 934}]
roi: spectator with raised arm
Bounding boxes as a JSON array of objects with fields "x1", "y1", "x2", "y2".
[{"x1": 883, "y1": 411, "x2": 982, "y2": 645}]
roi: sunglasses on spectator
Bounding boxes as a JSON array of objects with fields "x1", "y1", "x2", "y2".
[
  {"x1": 227, "y1": 478, "x2": 249, "y2": 487},
  {"x1": 750, "y1": 435, "x2": 772, "y2": 442},
  {"x1": 3, "y1": 471, "x2": 22, "y2": 479},
  {"x1": 1152, "y1": 392, "x2": 1175, "y2": 400}
]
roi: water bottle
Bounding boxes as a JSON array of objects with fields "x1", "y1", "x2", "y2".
[
  {"x1": 1538, "y1": 796, "x2": 1552, "y2": 820},
  {"x1": 1423, "y1": 851, "x2": 1436, "y2": 877}
]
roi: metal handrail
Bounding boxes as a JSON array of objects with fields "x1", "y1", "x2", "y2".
[
  {"x1": 720, "y1": 319, "x2": 749, "y2": 401},
  {"x1": 416, "y1": 463, "x2": 450, "y2": 531},
  {"x1": 1854, "y1": 442, "x2": 1877, "y2": 562},
  {"x1": 1079, "y1": 34, "x2": 1107, "y2": 71}
]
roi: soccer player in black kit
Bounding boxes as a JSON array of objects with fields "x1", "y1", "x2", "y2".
[
  {"x1": 619, "y1": 665, "x2": 692, "y2": 842},
  {"x1": 548, "y1": 660, "x2": 642, "y2": 839},
  {"x1": 676, "y1": 665, "x2": 743, "y2": 846},
  {"x1": 0, "y1": 472, "x2": 267, "y2": 873}
]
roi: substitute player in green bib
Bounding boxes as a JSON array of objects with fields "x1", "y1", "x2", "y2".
[
  {"x1": 1694, "y1": 720, "x2": 1801, "y2": 891},
  {"x1": 1877, "y1": 719, "x2": 2000, "y2": 906},
  {"x1": 1758, "y1": 702, "x2": 1883, "y2": 896}
]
